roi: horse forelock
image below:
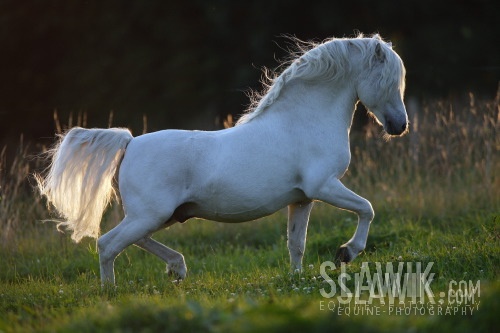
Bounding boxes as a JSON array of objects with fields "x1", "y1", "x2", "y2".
[{"x1": 236, "y1": 34, "x2": 405, "y2": 125}]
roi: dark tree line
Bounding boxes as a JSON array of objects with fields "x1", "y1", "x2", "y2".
[{"x1": 0, "y1": 0, "x2": 498, "y2": 142}]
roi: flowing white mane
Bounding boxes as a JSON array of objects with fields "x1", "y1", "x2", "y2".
[{"x1": 237, "y1": 34, "x2": 406, "y2": 125}]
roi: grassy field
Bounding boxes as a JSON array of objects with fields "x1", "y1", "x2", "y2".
[{"x1": 0, "y1": 92, "x2": 499, "y2": 332}]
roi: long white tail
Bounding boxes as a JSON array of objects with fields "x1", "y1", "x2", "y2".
[{"x1": 36, "y1": 127, "x2": 133, "y2": 242}]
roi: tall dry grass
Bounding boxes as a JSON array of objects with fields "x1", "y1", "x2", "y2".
[
  {"x1": 0, "y1": 137, "x2": 46, "y2": 247},
  {"x1": 347, "y1": 90, "x2": 499, "y2": 218},
  {"x1": 0, "y1": 91, "x2": 498, "y2": 247}
]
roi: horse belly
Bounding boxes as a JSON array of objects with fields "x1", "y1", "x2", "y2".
[
  {"x1": 188, "y1": 184, "x2": 305, "y2": 223},
  {"x1": 186, "y1": 191, "x2": 303, "y2": 223}
]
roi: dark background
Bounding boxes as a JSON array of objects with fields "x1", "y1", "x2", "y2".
[{"x1": 1, "y1": 0, "x2": 498, "y2": 144}]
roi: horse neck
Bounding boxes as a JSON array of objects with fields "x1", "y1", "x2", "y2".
[{"x1": 266, "y1": 78, "x2": 359, "y2": 132}]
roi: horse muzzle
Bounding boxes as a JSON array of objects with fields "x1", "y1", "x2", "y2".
[{"x1": 385, "y1": 118, "x2": 409, "y2": 136}]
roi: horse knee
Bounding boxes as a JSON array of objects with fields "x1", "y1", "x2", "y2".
[{"x1": 359, "y1": 201, "x2": 374, "y2": 221}]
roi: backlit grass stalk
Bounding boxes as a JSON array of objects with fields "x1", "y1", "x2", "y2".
[{"x1": 0, "y1": 137, "x2": 46, "y2": 248}]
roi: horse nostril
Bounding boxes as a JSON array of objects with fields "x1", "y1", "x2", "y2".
[{"x1": 385, "y1": 119, "x2": 407, "y2": 135}]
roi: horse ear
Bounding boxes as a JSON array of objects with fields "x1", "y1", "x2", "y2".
[{"x1": 375, "y1": 43, "x2": 385, "y2": 62}]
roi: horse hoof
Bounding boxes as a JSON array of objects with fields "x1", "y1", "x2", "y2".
[
  {"x1": 166, "y1": 261, "x2": 187, "y2": 280},
  {"x1": 335, "y1": 245, "x2": 353, "y2": 264}
]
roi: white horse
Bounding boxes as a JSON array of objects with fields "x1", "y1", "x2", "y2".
[{"x1": 37, "y1": 34, "x2": 407, "y2": 285}]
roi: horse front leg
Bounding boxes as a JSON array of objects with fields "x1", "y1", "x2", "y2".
[
  {"x1": 287, "y1": 201, "x2": 314, "y2": 271},
  {"x1": 313, "y1": 177, "x2": 374, "y2": 264}
]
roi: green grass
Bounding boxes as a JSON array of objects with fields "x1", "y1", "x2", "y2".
[
  {"x1": 0, "y1": 92, "x2": 499, "y2": 332},
  {"x1": 1, "y1": 207, "x2": 498, "y2": 332}
]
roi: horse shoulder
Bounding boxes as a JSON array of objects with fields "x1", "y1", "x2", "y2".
[{"x1": 298, "y1": 138, "x2": 351, "y2": 198}]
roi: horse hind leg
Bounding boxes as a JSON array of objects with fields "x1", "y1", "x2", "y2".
[
  {"x1": 134, "y1": 236, "x2": 187, "y2": 281},
  {"x1": 97, "y1": 215, "x2": 168, "y2": 286}
]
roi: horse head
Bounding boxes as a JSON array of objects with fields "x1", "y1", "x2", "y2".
[{"x1": 356, "y1": 38, "x2": 408, "y2": 137}]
